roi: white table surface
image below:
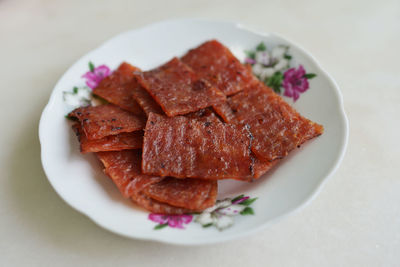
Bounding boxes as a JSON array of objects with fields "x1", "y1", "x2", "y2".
[{"x1": 1, "y1": 0, "x2": 399, "y2": 266}]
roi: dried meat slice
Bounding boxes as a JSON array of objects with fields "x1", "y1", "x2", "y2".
[
  {"x1": 142, "y1": 177, "x2": 218, "y2": 211},
  {"x1": 185, "y1": 108, "x2": 221, "y2": 123},
  {"x1": 132, "y1": 82, "x2": 221, "y2": 124},
  {"x1": 213, "y1": 102, "x2": 236, "y2": 123},
  {"x1": 96, "y1": 150, "x2": 163, "y2": 198},
  {"x1": 187, "y1": 110, "x2": 270, "y2": 178},
  {"x1": 248, "y1": 112, "x2": 323, "y2": 161},
  {"x1": 135, "y1": 57, "x2": 226, "y2": 116},
  {"x1": 132, "y1": 192, "x2": 193, "y2": 215},
  {"x1": 69, "y1": 104, "x2": 146, "y2": 140},
  {"x1": 93, "y1": 62, "x2": 144, "y2": 115},
  {"x1": 142, "y1": 113, "x2": 253, "y2": 181},
  {"x1": 181, "y1": 40, "x2": 257, "y2": 96},
  {"x1": 187, "y1": 110, "x2": 274, "y2": 179},
  {"x1": 214, "y1": 81, "x2": 280, "y2": 123},
  {"x1": 72, "y1": 124, "x2": 142, "y2": 153},
  {"x1": 131, "y1": 82, "x2": 222, "y2": 120},
  {"x1": 214, "y1": 82, "x2": 323, "y2": 161},
  {"x1": 97, "y1": 150, "x2": 217, "y2": 214},
  {"x1": 131, "y1": 85, "x2": 164, "y2": 115}
]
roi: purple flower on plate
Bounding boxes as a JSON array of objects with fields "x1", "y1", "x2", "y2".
[
  {"x1": 231, "y1": 195, "x2": 249, "y2": 205},
  {"x1": 244, "y1": 58, "x2": 256, "y2": 65},
  {"x1": 82, "y1": 62, "x2": 111, "y2": 89},
  {"x1": 148, "y1": 213, "x2": 193, "y2": 229},
  {"x1": 195, "y1": 194, "x2": 257, "y2": 230},
  {"x1": 282, "y1": 65, "x2": 309, "y2": 102}
]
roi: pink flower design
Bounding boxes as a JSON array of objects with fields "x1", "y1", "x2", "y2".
[
  {"x1": 282, "y1": 65, "x2": 309, "y2": 102},
  {"x1": 148, "y1": 213, "x2": 193, "y2": 229},
  {"x1": 82, "y1": 64, "x2": 111, "y2": 89},
  {"x1": 244, "y1": 58, "x2": 256, "y2": 65},
  {"x1": 231, "y1": 196, "x2": 249, "y2": 205}
]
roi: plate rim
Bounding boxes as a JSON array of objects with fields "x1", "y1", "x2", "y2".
[{"x1": 38, "y1": 18, "x2": 349, "y2": 245}]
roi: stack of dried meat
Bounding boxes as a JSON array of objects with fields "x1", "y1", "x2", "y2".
[{"x1": 68, "y1": 40, "x2": 323, "y2": 214}]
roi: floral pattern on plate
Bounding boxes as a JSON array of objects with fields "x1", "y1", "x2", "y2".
[
  {"x1": 245, "y1": 42, "x2": 317, "y2": 101},
  {"x1": 63, "y1": 62, "x2": 109, "y2": 109},
  {"x1": 148, "y1": 195, "x2": 258, "y2": 231}
]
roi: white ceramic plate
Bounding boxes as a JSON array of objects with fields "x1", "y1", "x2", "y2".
[{"x1": 39, "y1": 19, "x2": 348, "y2": 245}]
